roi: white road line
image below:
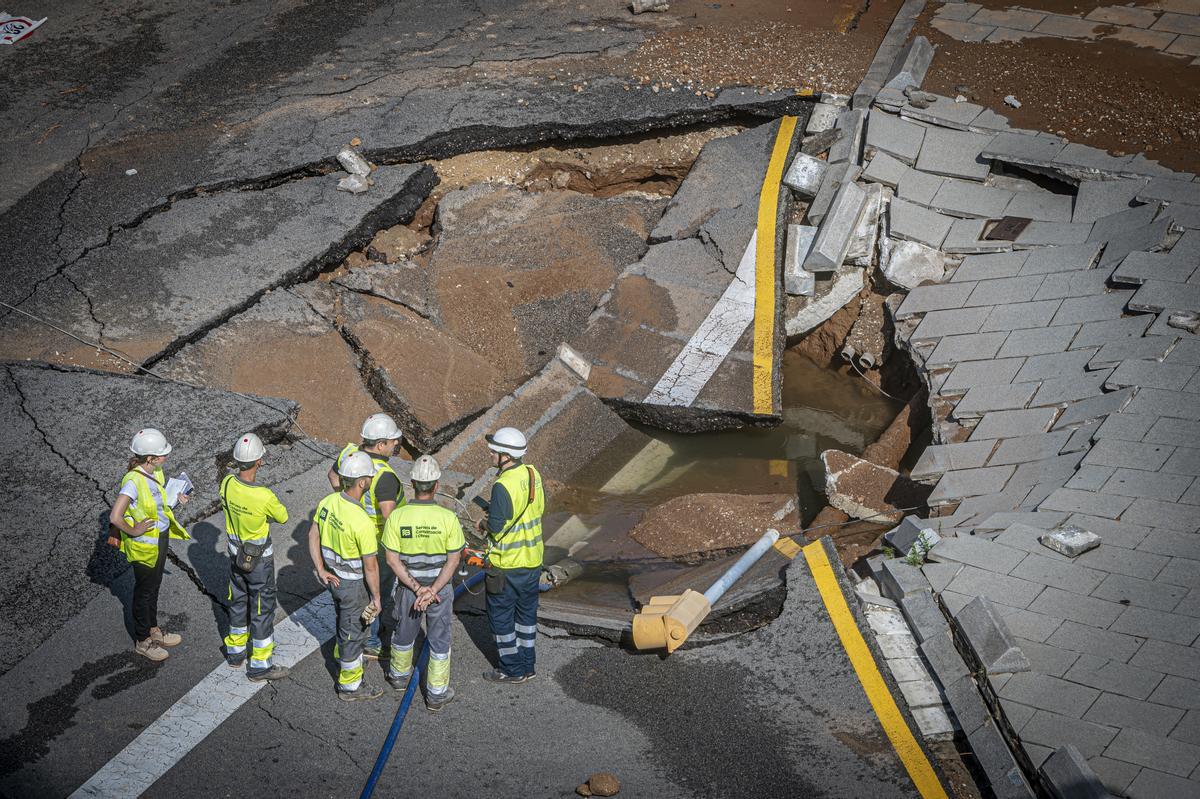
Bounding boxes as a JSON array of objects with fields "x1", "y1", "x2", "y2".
[
  {"x1": 644, "y1": 232, "x2": 757, "y2": 407},
  {"x1": 71, "y1": 594, "x2": 336, "y2": 798}
]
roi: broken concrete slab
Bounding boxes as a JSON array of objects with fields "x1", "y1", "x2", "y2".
[
  {"x1": 828, "y1": 108, "x2": 866, "y2": 165},
  {"x1": 848, "y1": 183, "x2": 887, "y2": 265},
  {"x1": 333, "y1": 259, "x2": 436, "y2": 320},
  {"x1": 805, "y1": 101, "x2": 841, "y2": 134},
  {"x1": 0, "y1": 165, "x2": 437, "y2": 369},
  {"x1": 1072, "y1": 179, "x2": 1150, "y2": 224},
  {"x1": 429, "y1": 184, "x2": 663, "y2": 385},
  {"x1": 982, "y1": 131, "x2": 1067, "y2": 172},
  {"x1": 805, "y1": 180, "x2": 868, "y2": 272},
  {"x1": 821, "y1": 449, "x2": 930, "y2": 524},
  {"x1": 902, "y1": 95, "x2": 987, "y2": 131},
  {"x1": 881, "y1": 237, "x2": 946, "y2": 290},
  {"x1": 862, "y1": 150, "x2": 908, "y2": 188},
  {"x1": 157, "y1": 289, "x2": 383, "y2": 444},
  {"x1": 1040, "y1": 525, "x2": 1102, "y2": 558},
  {"x1": 930, "y1": 178, "x2": 1014, "y2": 219},
  {"x1": 784, "y1": 224, "x2": 818, "y2": 296},
  {"x1": 294, "y1": 281, "x2": 508, "y2": 451},
  {"x1": 943, "y1": 218, "x2": 1012, "y2": 254},
  {"x1": 955, "y1": 595, "x2": 1033, "y2": 675},
  {"x1": 629, "y1": 493, "x2": 799, "y2": 560},
  {"x1": 785, "y1": 266, "x2": 865, "y2": 337}
]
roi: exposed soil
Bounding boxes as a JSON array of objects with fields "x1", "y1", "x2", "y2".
[
  {"x1": 629, "y1": 493, "x2": 799, "y2": 560},
  {"x1": 607, "y1": 0, "x2": 906, "y2": 94},
  {"x1": 917, "y1": 13, "x2": 1200, "y2": 173}
]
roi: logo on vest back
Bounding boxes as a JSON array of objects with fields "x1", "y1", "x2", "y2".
[
  {"x1": 318, "y1": 508, "x2": 328, "y2": 521},
  {"x1": 400, "y1": 526, "x2": 413, "y2": 539}
]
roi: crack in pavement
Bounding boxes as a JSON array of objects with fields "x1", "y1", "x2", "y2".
[{"x1": 260, "y1": 683, "x2": 367, "y2": 771}]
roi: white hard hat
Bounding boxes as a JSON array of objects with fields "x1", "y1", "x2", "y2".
[
  {"x1": 338, "y1": 450, "x2": 377, "y2": 479},
  {"x1": 411, "y1": 455, "x2": 441, "y2": 483},
  {"x1": 233, "y1": 432, "x2": 265, "y2": 463},
  {"x1": 361, "y1": 413, "x2": 403, "y2": 441},
  {"x1": 486, "y1": 426, "x2": 527, "y2": 458},
  {"x1": 130, "y1": 428, "x2": 172, "y2": 457}
]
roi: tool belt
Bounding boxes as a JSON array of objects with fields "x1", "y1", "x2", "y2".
[{"x1": 234, "y1": 539, "x2": 266, "y2": 573}]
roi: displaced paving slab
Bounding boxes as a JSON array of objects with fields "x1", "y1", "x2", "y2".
[
  {"x1": 0, "y1": 165, "x2": 436, "y2": 370},
  {"x1": 574, "y1": 119, "x2": 796, "y2": 431},
  {"x1": 0, "y1": 361, "x2": 322, "y2": 676}
]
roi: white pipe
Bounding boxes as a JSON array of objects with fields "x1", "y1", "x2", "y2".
[{"x1": 703, "y1": 529, "x2": 781, "y2": 606}]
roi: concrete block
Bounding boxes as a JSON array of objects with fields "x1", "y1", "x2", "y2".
[
  {"x1": 890, "y1": 197, "x2": 954, "y2": 249},
  {"x1": 915, "y1": 126, "x2": 995, "y2": 181},
  {"x1": 927, "y1": 331, "x2": 1008, "y2": 366},
  {"x1": 980, "y1": 299, "x2": 1062, "y2": 332},
  {"x1": 807, "y1": 163, "x2": 861, "y2": 225},
  {"x1": 1039, "y1": 525, "x2": 1101, "y2": 558},
  {"x1": 881, "y1": 237, "x2": 946, "y2": 290},
  {"x1": 1131, "y1": 281, "x2": 1200, "y2": 314},
  {"x1": 884, "y1": 35, "x2": 934, "y2": 92},
  {"x1": 1003, "y1": 191, "x2": 1073, "y2": 223},
  {"x1": 920, "y1": 629, "x2": 971, "y2": 686},
  {"x1": 784, "y1": 266, "x2": 864, "y2": 336},
  {"x1": 862, "y1": 150, "x2": 908, "y2": 188},
  {"x1": 903, "y1": 96, "x2": 986, "y2": 131},
  {"x1": 955, "y1": 595, "x2": 1032, "y2": 675},
  {"x1": 1019, "y1": 242, "x2": 1102, "y2": 275},
  {"x1": 880, "y1": 557, "x2": 932, "y2": 601},
  {"x1": 1084, "y1": 692, "x2": 1184, "y2": 737},
  {"x1": 783, "y1": 152, "x2": 827, "y2": 196},
  {"x1": 1029, "y1": 586, "x2": 1126, "y2": 627},
  {"x1": 912, "y1": 705, "x2": 957, "y2": 741},
  {"x1": 865, "y1": 111, "x2": 927, "y2": 165},
  {"x1": 1064, "y1": 653, "x2": 1165, "y2": 699},
  {"x1": 999, "y1": 671, "x2": 1100, "y2": 719},
  {"x1": 943, "y1": 674, "x2": 990, "y2": 734},
  {"x1": 922, "y1": 561, "x2": 964, "y2": 592},
  {"x1": 896, "y1": 167, "x2": 945, "y2": 205},
  {"x1": 969, "y1": 408, "x2": 1058, "y2": 440},
  {"x1": 884, "y1": 516, "x2": 935, "y2": 555},
  {"x1": 1111, "y1": 605, "x2": 1200, "y2": 645},
  {"x1": 847, "y1": 182, "x2": 885, "y2": 264},
  {"x1": 896, "y1": 282, "x2": 976, "y2": 318},
  {"x1": 1014, "y1": 638, "x2": 1080, "y2": 677},
  {"x1": 1072, "y1": 178, "x2": 1150, "y2": 223},
  {"x1": 1015, "y1": 220, "x2": 1094, "y2": 247},
  {"x1": 1021, "y1": 711, "x2": 1117, "y2": 761},
  {"x1": 953, "y1": 250, "x2": 1030, "y2": 282},
  {"x1": 1011, "y1": 552, "x2": 1105, "y2": 595},
  {"x1": 805, "y1": 101, "x2": 840, "y2": 134},
  {"x1": 1131, "y1": 639, "x2": 1200, "y2": 680},
  {"x1": 931, "y1": 179, "x2": 1014, "y2": 219},
  {"x1": 901, "y1": 589, "x2": 951, "y2": 643},
  {"x1": 911, "y1": 441, "x2": 996, "y2": 482},
  {"x1": 1093, "y1": 573, "x2": 1188, "y2": 613},
  {"x1": 929, "y1": 465, "x2": 1018, "y2": 502},
  {"x1": 828, "y1": 108, "x2": 865, "y2": 165},
  {"x1": 897, "y1": 678, "x2": 945, "y2": 709},
  {"x1": 942, "y1": 357, "x2": 1025, "y2": 391},
  {"x1": 943, "y1": 218, "x2": 1013, "y2": 254},
  {"x1": 983, "y1": 131, "x2": 1067, "y2": 170},
  {"x1": 1137, "y1": 175, "x2": 1200, "y2": 205},
  {"x1": 1103, "y1": 727, "x2": 1200, "y2": 777},
  {"x1": 1125, "y1": 769, "x2": 1200, "y2": 799},
  {"x1": 912, "y1": 306, "x2": 992, "y2": 339},
  {"x1": 783, "y1": 224, "x2": 818, "y2": 296},
  {"x1": 967, "y1": 718, "x2": 1037, "y2": 798},
  {"x1": 1050, "y1": 387, "x2": 1135, "y2": 431}
]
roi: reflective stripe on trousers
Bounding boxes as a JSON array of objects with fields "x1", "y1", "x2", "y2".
[
  {"x1": 329, "y1": 579, "x2": 369, "y2": 692},
  {"x1": 390, "y1": 583, "x2": 454, "y2": 692},
  {"x1": 224, "y1": 555, "x2": 276, "y2": 672}
]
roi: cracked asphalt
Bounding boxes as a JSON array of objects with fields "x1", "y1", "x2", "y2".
[{"x1": 0, "y1": 1, "x2": 952, "y2": 796}]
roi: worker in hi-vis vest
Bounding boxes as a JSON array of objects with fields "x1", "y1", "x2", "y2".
[
  {"x1": 476, "y1": 427, "x2": 544, "y2": 684},
  {"x1": 309, "y1": 451, "x2": 385, "y2": 701},
  {"x1": 381, "y1": 455, "x2": 465, "y2": 711},
  {"x1": 108, "y1": 428, "x2": 191, "y2": 662},
  {"x1": 328, "y1": 413, "x2": 406, "y2": 659},
  {"x1": 219, "y1": 433, "x2": 290, "y2": 682}
]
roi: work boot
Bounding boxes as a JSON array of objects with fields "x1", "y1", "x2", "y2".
[
  {"x1": 386, "y1": 673, "x2": 411, "y2": 692},
  {"x1": 134, "y1": 638, "x2": 169, "y2": 662},
  {"x1": 481, "y1": 668, "x2": 529, "y2": 685},
  {"x1": 425, "y1": 687, "x2": 455, "y2": 712},
  {"x1": 337, "y1": 683, "x2": 385, "y2": 702},
  {"x1": 362, "y1": 644, "x2": 382, "y2": 661},
  {"x1": 248, "y1": 665, "x2": 290, "y2": 682},
  {"x1": 227, "y1": 656, "x2": 246, "y2": 669},
  {"x1": 151, "y1": 627, "x2": 182, "y2": 647}
]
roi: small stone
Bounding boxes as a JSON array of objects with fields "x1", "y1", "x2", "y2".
[
  {"x1": 587, "y1": 773, "x2": 620, "y2": 797},
  {"x1": 1004, "y1": 95, "x2": 1021, "y2": 109},
  {"x1": 576, "y1": 784, "x2": 593, "y2": 797},
  {"x1": 955, "y1": 94, "x2": 967, "y2": 103},
  {"x1": 124, "y1": 168, "x2": 137, "y2": 176},
  {"x1": 350, "y1": 136, "x2": 362, "y2": 146},
  {"x1": 955, "y1": 84, "x2": 970, "y2": 94},
  {"x1": 337, "y1": 174, "x2": 369, "y2": 194},
  {"x1": 1038, "y1": 525, "x2": 1101, "y2": 558},
  {"x1": 1168, "y1": 311, "x2": 1200, "y2": 333}
]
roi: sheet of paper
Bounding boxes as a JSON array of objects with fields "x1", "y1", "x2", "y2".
[{"x1": 165, "y1": 471, "x2": 193, "y2": 506}]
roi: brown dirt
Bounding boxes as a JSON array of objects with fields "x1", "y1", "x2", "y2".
[
  {"x1": 606, "y1": 0, "x2": 906, "y2": 94},
  {"x1": 630, "y1": 492, "x2": 798, "y2": 560},
  {"x1": 823, "y1": 449, "x2": 930, "y2": 524},
  {"x1": 917, "y1": 14, "x2": 1200, "y2": 173},
  {"x1": 788, "y1": 286, "x2": 868, "y2": 364}
]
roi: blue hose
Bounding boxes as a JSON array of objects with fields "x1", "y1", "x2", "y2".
[{"x1": 359, "y1": 570, "x2": 485, "y2": 799}]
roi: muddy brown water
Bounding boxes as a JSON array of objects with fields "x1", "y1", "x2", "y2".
[{"x1": 541, "y1": 349, "x2": 900, "y2": 612}]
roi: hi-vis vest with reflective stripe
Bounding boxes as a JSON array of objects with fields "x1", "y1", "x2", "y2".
[
  {"x1": 118, "y1": 468, "x2": 189, "y2": 567},
  {"x1": 337, "y1": 443, "x2": 404, "y2": 533},
  {"x1": 316, "y1": 492, "x2": 378, "y2": 581},
  {"x1": 220, "y1": 474, "x2": 287, "y2": 557},
  {"x1": 382, "y1": 500, "x2": 466, "y2": 585},
  {"x1": 489, "y1": 464, "x2": 544, "y2": 570}
]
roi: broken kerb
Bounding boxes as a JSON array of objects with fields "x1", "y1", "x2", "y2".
[{"x1": 633, "y1": 529, "x2": 781, "y2": 652}]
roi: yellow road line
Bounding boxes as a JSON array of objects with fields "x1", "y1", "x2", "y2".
[
  {"x1": 803, "y1": 541, "x2": 950, "y2": 799},
  {"x1": 752, "y1": 115, "x2": 797, "y2": 416}
]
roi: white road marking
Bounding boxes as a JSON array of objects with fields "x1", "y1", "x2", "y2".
[
  {"x1": 70, "y1": 594, "x2": 336, "y2": 798},
  {"x1": 644, "y1": 232, "x2": 757, "y2": 407}
]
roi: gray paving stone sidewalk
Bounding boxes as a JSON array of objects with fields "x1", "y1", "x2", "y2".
[{"x1": 859, "y1": 86, "x2": 1200, "y2": 797}]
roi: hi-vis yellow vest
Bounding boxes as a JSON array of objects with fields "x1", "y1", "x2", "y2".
[
  {"x1": 118, "y1": 468, "x2": 189, "y2": 567},
  {"x1": 489, "y1": 465, "x2": 544, "y2": 570},
  {"x1": 337, "y1": 444, "x2": 405, "y2": 534}
]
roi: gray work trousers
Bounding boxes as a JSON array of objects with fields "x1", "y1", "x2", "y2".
[
  {"x1": 388, "y1": 584, "x2": 454, "y2": 688},
  {"x1": 329, "y1": 578, "x2": 370, "y2": 692},
  {"x1": 225, "y1": 555, "x2": 277, "y2": 676}
]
